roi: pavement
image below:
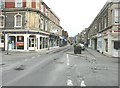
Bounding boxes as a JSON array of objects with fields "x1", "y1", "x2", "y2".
[{"x1": 86, "y1": 48, "x2": 119, "y2": 63}]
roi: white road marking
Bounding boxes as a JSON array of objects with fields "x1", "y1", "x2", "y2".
[
  {"x1": 66, "y1": 54, "x2": 70, "y2": 66},
  {"x1": 25, "y1": 59, "x2": 28, "y2": 61},
  {"x1": 31, "y1": 56, "x2": 35, "y2": 59},
  {"x1": 80, "y1": 80, "x2": 86, "y2": 87},
  {"x1": 67, "y1": 79, "x2": 73, "y2": 86}
]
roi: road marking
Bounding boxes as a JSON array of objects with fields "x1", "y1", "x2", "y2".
[
  {"x1": 67, "y1": 79, "x2": 73, "y2": 86},
  {"x1": 31, "y1": 56, "x2": 35, "y2": 59},
  {"x1": 25, "y1": 59, "x2": 28, "y2": 61},
  {"x1": 80, "y1": 80, "x2": 86, "y2": 87},
  {"x1": 66, "y1": 54, "x2": 70, "y2": 66}
]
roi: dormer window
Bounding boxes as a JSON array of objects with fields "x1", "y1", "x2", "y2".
[{"x1": 14, "y1": 14, "x2": 22, "y2": 28}]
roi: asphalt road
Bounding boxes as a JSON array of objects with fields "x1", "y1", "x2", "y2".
[{"x1": 2, "y1": 46, "x2": 118, "y2": 86}]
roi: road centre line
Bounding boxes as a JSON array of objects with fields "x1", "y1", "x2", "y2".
[
  {"x1": 66, "y1": 54, "x2": 70, "y2": 66},
  {"x1": 67, "y1": 79, "x2": 73, "y2": 86}
]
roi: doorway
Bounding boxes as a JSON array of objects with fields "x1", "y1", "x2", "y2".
[{"x1": 29, "y1": 35, "x2": 36, "y2": 50}]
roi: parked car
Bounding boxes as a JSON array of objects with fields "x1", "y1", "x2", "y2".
[{"x1": 74, "y1": 44, "x2": 82, "y2": 54}]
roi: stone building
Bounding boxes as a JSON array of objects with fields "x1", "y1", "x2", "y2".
[
  {"x1": 87, "y1": 1, "x2": 120, "y2": 57},
  {"x1": 0, "y1": 0, "x2": 63, "y2": 51}
]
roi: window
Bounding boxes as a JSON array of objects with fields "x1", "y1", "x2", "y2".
[
  {"x1": 36, "y1": 0, "x2": 40, "y2": 9},
  {"x1": 40, "y1": 17, "x2": 44, "y2": 30},
  {"x1": 0, "y1": 35, "x2": 4, "y2": 43},
  {"x1": 15, "y1": 0, "x2": 22, "y2": 7},
  {"x1": 105, "y1": 39, "x2": 108, "y2": 52},
  {"x1": 0, "y1": 0, "x2": 5, "y2": 9},
  {"x1": 14, "y1": 14, "x2": 22, "y2": 27},
  {"x1": 45, "y1": 20, "x2": 47, "y2": 31},
  {"x1": 41, "y1": 4, "x2": 44, "y2": 12},
  {"x1": 114, "y1": 9, "x2": 120, "y2": 24},
  {"x1": 114, "y1": 41, "x2": 120, "y2": 50},
  {"x1": 104, "y1": 16, "x2": 107, "y2": 28},
  {"x1": 17, "y1": 36, "x2": 24, "y2": 49},
  {"x1": 0, "y1": 15, "x2": 4, "y2": 28}
]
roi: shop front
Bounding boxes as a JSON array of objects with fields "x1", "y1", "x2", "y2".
[
  {"x1": 49, "y1": 33, "x2": 59, "y2": 48},
  {"x1": 3, "y1": 31, "x2": 49, "y2": 52},
  {"x1": 6, "y1": 35, "x2": 25, "y2": 51}
]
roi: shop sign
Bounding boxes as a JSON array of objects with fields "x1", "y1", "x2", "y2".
[
  {"x1": 16, "y1": 42, "x2": 24, "y2": 46},
  {"x1": 114, "y1": 30, "x2": 120, "y2": 32}
]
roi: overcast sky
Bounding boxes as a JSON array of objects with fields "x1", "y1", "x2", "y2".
[{"x1": 43, "y1": 0, "x2": 108, "y2": 37}]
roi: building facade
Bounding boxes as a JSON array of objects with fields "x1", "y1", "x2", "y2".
[
  {"x1": 87, "y1": 1, "x2": 120, "y2": 57},
  {"x1": 0, "y1": 0, "x2": 63, "y2": 51}
]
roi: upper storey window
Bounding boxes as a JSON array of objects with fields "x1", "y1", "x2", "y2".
[
  {"x1": 15, "y1": 0, "x2": 22, "y2": 7},
  {"x1": 114, "y1": 9, "x2": 120, "y2": 24},
  {"x1": 14, "y1": 14, "x2": 22, "y2": 28}
]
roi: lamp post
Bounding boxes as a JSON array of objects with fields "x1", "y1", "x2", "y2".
[{"x1": 6, "y1": 33, "x2": 9, "y2": 55}]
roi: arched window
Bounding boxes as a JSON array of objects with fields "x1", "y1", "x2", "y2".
[
  {"x1": 0, "y1": 15, "x2": 5, "y2": 28},
  {"x1": 40, "y1": 17, "x2": 44, "y2": 30},
  {"x1": 14, "y1": 14, "x2": 22, "y2": 27}
]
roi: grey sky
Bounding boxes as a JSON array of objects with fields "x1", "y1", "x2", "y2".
[{"x1": 43, "y1": 0, "x2": 108, "y2": 37}]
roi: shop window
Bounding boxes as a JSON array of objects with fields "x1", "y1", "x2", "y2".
[
  {"x1": 43, "y1": 37, "x2": 45, "y2": 48},
  {"x1": 17, "y1": 36, "x2": 24, "y2": 49},
  {"x1": 9, "y1": 36, "x2": 16, "y2": 49},
  {"x1": 14, "y1": 14, "x2": 22, "y2": 27},
  {"x1": 45, "y1": 38, "x2": 48, "y2": 48},
  {"x1": 114, "y1": 41, "x2": 120, "y2": 50},
  {"x1": 1, "y1": 35, "x2": 4, "y2": 43},
  {"x1": 40, "y1": 37, "x2": 42, "y2": 49},
  {"x1": 105, "y1": 39, "x2": 108, "y2": 52}
]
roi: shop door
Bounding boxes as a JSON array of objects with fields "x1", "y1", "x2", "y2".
[{"x1": 29, "y1": 36, "x2": 36, "y2": 50}]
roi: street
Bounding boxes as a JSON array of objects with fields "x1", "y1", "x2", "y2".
[{"x1": 1, "y1": 45, "x2": 118, "y2": 86}]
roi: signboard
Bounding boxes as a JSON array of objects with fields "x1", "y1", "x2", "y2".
[{"x1": 16, "y1": 42, "x2": 24, "y2": 46}]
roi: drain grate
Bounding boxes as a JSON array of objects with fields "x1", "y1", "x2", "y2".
[{"x1": 14, "y1": 65, "x2": 25, "y2": 70}]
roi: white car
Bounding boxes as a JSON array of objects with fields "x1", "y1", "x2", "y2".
[{"x1": 79, "y1": 43, "x2": 85, "y2": 50}]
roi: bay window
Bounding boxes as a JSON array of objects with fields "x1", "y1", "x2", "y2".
[{"x1": 15, "y1": 0, "x2": 22, "y2": 7}]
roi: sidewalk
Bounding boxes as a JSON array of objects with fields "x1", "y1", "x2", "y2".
[{"x1": 85, "y1": 48, "x2": 119, "y2": 63}]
